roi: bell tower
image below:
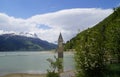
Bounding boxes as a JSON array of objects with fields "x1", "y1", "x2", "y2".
[{"x1": 57, "y1": 33, "x2": 64, "y2": 73}]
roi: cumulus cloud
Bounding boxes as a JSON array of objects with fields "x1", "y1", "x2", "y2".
[{"x1": 0, "y1": 8, "x2": 113, "y2": 43}]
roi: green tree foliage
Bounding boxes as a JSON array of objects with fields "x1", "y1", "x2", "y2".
[
  {"x1": 46, "y1": 56, "x2": 63, "y2": 77},
  {"x1": 106, "y1": 24, "x2": 120, "y2": 62},
  {"x1": 75, "y1": 28, "x2": 106, "y2": 77}
]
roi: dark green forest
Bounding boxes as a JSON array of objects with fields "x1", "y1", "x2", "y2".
[{"x1": 65, "y1": 7, "x2": 120, "y2": 77}]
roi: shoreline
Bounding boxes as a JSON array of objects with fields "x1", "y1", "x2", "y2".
[
  {"x1": 0, "y1": 70, "x2": 75, "y2": 77},
  {"x1": 1, "y1": 73, "x2": 46, "y2": 77}
]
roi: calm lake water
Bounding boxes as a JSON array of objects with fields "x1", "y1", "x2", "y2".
[{"x1": 0, "y1": 51, "x2": 74, "y2": 75}]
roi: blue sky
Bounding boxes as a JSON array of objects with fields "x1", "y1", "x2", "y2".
[
  {"x1": 0, "y1": 0, "x2": 119, "y2": 43},
  {"x1": 0, "y1": 0, "x2": 119, "y2": 18}
]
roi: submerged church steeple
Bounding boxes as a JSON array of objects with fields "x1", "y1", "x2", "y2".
[
  {"x1": 58, "y1": 33, "x2": 64, "y2": 58},
  {"x1": 57, "y1": 33, "x2": 64, "y2": 73}
]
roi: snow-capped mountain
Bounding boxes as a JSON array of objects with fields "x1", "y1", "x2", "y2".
[
  {"x1": 0, "y1": 32, "x2": 57, "y2": 51},
  {"x1": 0, "y1": 31, "x2": 38, "y2": 38},
  {"x1": 19, "y1": 32, "x2": 38, "y2": 38}
]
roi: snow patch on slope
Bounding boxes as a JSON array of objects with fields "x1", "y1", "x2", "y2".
[{"x1": 0, "y1": 30, "x2": 38, "y2": 38}]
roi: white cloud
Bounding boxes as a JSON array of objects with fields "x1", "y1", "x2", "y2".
[{"x1": 0, "y1": 8, "x2": 113, "y2": 43}]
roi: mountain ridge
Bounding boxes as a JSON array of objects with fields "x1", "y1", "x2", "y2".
[{"x1": 0, "y1": 33, "x2": 57, "y2": 51}]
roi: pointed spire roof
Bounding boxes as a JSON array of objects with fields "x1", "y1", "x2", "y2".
[{"x1": 58, "y1": 33, "x2": 63, "y2": 42}]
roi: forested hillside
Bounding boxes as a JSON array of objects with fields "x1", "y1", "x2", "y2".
[
  {"x1": 65, "y1": 7, "x2": 120, "y2": 77},
  {"x1": 65, "y1": 7, "x2": 120, "y2": 56}
]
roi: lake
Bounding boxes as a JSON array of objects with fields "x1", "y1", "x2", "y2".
[{"x1": 0, "y1": 51, "x2": 75, "y2": 76}]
